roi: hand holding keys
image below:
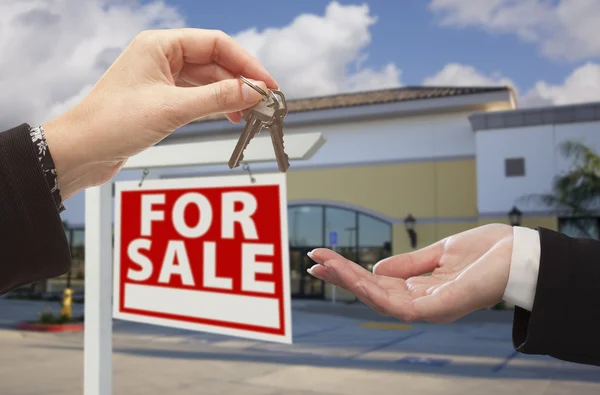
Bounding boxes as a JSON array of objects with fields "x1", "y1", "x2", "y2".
[{"x1": 228, "y1": 77, "x2": 290, "y2": 173}]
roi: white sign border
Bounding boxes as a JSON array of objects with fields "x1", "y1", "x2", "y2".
[{"x1": 112, "y1": 173, "x2": 292, "y2": 344}]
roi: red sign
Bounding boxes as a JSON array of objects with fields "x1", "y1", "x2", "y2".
[{"x1": 112, "y1": 174, "x2": 291, "y2": 343}]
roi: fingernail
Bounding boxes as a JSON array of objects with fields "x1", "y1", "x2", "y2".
[
  {"x1": 372, "y1": 261, "x2": 380, "y2": 274},
  {"x1": 307, "y1": 266, "x2": 315, "y2": 275}
]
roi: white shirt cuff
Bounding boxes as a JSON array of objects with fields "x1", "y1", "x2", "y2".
[{"x1": 502, "y1": 226, "x2": 541, "y2": 312}]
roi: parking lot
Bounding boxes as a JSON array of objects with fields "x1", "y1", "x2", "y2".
[{"x1": 1, "y1": 298, "x2": 599, "y2": 395}]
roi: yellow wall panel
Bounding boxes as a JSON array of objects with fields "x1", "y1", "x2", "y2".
[
  {"x1": 287, "y1": 159, "x2": 477, "y2": 220},
  {"x1": 434, "y1": 160, "x2": 477, "y2": 217},
  {"x1": 287, "y1": 163, "x2": 436, "y2": 218}
]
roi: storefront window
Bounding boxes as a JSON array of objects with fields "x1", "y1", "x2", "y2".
[
  {"x1": 288, "y1": 206, "x2": 324, "y2": 247},
  {"x1": 325, "y1": 207, "x2": 358, "y2": 262},
  {"x1": 287, "y1": 204, "x2": 392, "y2": 298},
  {"x1": 358, "y1": 214, "x2": 392, "y2": 271},
  {"x1": 288, "y1": 204, "x2": 392, "y2": 268}
]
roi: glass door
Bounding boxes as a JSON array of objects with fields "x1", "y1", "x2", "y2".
[{"x1": 289, "y1": 247, "x2": 324, "y2": 299}]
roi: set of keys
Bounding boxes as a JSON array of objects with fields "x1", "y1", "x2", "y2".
[{"x1": 228, "y1": 76, "x2": 290, "y2": 173}]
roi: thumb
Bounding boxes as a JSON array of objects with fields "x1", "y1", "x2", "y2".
[
  {"x1": 169, "y1": 78, "x2": 267, "y2": 124},
  {"x1": 373, "y1": 241, "x2": 443, "y2": 279}
]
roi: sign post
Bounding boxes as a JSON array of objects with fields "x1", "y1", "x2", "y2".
[
  {"x1": 84, "y1": 132, "x2": 326, "y2": 395},
  {"x1": 84, "y1": 184, "x2": 113, "y2": 395}
]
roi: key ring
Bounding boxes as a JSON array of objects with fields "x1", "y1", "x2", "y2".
[{"x1": 239, "y1": 76, "x2": 269, "y2": 99}]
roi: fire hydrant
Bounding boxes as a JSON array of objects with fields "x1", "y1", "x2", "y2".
[{"x1": 60, "y1": 288, "x2": 73, "y2": 321}]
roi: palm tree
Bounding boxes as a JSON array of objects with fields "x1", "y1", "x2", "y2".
[{"x1": 519, "y1": 140, "x2": 600, "y2": 239}]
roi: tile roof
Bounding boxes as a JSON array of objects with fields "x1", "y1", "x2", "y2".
[{"x1": 193, "y1": 85, "x2": 511, "y2": 123}]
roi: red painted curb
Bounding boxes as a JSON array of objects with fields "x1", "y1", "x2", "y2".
[{"x1": 16, "y1": 321, "x2": 84, "y2": 332}]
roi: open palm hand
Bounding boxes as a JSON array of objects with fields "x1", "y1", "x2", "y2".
[{"x1": 308, "y1": 224, "x2": 514, "y2": 323}]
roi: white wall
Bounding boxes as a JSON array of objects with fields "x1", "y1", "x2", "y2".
[
  {"x1": 475, "y1": 120, "x2": 600, "y2": 214},
  {"x1": 161, "y1": 111, "x2": 476, "y2": 175},
  {"x1": 60, "y1": 111, "x2": 477, "y2": 226}
]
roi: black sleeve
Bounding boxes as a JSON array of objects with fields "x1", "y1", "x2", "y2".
[
  {"x1": 0, "y1": 124, "x2": 71, "y2": 294},
  {"x1": 512, "y1": 227, "x2": 600, "y2": 366}
]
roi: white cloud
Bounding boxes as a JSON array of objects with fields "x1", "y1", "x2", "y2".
[
  {"x1": 0, "y1": 0, "x2": 185, "y2": 130},
  {"x1": 344, "y1": 63, "x2": 402, "y2": 92},
  {"x1": 426, "y1": 1, "x2": 600, "y2": 108},
  {"x1": 521, "y1": 62, "x2": 600, "y2": 107},
  {"x1": 423, "y1": 63, "x2": 516, "y2": 89},
  {"x1": 423, "y1": 62, "x2": 600, "y2": 108},
  {"x1": 0, "y1": 1, "x2": 402, "y2": 130},
  {"x1": 232, "y1": 1, "x2": 402, "y2": 98},
  {"x1": 428, "y1": 0, "x2": 600, "y2": 61}
]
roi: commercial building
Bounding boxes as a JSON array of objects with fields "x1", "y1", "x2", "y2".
[{"x1": 52, "y1": 86, "x2": 600, "y2": 301}]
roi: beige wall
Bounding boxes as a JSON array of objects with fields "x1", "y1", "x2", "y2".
[{"x1": 287, "y1": 159, "x2": 477, "y2": 219}]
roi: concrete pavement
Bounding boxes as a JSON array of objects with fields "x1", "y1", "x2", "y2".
[{"x1": 0, "y1": 298, "x2": 598, "y2": 394}]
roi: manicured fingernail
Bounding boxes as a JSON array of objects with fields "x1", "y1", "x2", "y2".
[
  {"x1": 307, "y1": 265, "x2": 315, "y2": 275},
  {"x1": 307, "y1": 250, "x2": 314, "y2": 259},
  {"x1": 372, "y1": 261, "x2": 380, "y2": 274}
]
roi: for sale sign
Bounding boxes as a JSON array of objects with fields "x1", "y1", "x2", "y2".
[{"x1": 112, "y1": 174, "x2": 292, "y2": 344}]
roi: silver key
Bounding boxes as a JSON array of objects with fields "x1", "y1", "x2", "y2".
[
  {"x1": 267, "y1": 90, "x2": 290, "y2": 172},
  {"x1": 228, "y1": 96, "x2": 278, "y2": 169}
]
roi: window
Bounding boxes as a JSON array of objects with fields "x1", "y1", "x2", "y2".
[
  {"x1": 325, "y1": 207, "x2": 358, "y2": 262},
  {"x1": 505, "y1": 157, "x2": 525, "y2": 177},
  {"x1": 358, "y1": 214, "x2": 392, "y2": 271},
  {"x1": 288, "y1": 204, "x2": 392, "y2": 268},
  {"x1": 559, "y1": 217, "x2": 600, "y2": 240},
  {"x1": 288, "y1": 206, "x2": 324, "y2": 247}
]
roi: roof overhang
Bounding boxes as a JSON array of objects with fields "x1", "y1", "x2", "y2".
[
  {"x1": 469, "y1": 100, "x2": 600, "y2": 132},
  {"x1": 164, "y1": 89, "x2": 514, "y2": 143}
]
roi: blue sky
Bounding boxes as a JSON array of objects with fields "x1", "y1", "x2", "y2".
[{"x1": 142, "y1": 0, "x2": 599, "y2": 106}]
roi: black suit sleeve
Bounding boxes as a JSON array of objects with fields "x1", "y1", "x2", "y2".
[
  {"x1": 0, "y1": 124, "x2": 71, "y2": 294},
  {"x1": 513, "y1": 226, "x2": 600, "y2": 366}
]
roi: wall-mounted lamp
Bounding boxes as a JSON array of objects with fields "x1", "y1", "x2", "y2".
[
  {"x1": 404, "y1": 214, "x2": 417, "y2": 249},
  {"x1": 508, "y1": 206, "x2": 522, "y2": 227}
]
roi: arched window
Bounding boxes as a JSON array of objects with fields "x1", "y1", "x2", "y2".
[{"x1": 288, "y1": 204, "x2": 392, "y2": 271}]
